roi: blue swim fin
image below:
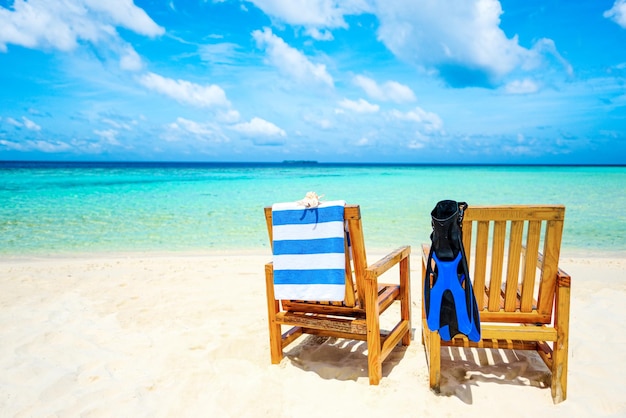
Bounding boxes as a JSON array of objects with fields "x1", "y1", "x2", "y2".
[
  {"x1": 425, "y1": 253, "x2": 473, "y2": 335},
  {"x1": 423, "y1": 200, "x2": 481, "y2": 342}
]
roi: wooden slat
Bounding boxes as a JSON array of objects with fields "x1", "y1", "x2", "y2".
[
  {"x1": 347, "y1": 211, "x2": 368, "y2": 310},
  {"x1": 462, "y1": 220, "x2": 473, "y2": 263},
  {"x1": 277, "y1": 312, "x2": 367, "y2": 334},
  {"x1": 302, "y1": 327, "x2": 368, "y2": 341},
  {"x1": 381, "y1": 320, "x2": 410, "y2": 361},
  {"x1": 537, "y1": 218, "x2": 563, "y2": 315},
  {"x1": 504, "y1": 220, "x2": 524, "y2": 311},
  {"x1": 264, "y1": 206, "x2": 274, "y2": 247},
  {"x1": 473, "y1": 220, "x2": 489, "y2": 309},
  {"x1": 464, "y1": 205, "x2": 565, "y2": 222},
  {"x1": 478, "y1": 310, "x2": 552, "y2": 323},
  {"x1": 480, "y1": 324, "x2": 557, "y2": 341},
  {"x1": 281, "y1": 300, "x2": 365, "y2": 316},
  {"x1": 280, "y1": 326, "x2": 304, "y2": 348},
  {"x1": 377, "y1": 284, "x2": 401, "y2": 313},
  {"x1": 521, "y1": 220, "x2": 541, "y2": 312},
  {"x1": 343, "y1": 230, "x2": 356, "y2": 307},
  {"x1": 488, "y1": 220, "x2": 506, "y2": 311}
]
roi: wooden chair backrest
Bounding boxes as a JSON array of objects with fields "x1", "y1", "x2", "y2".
[
  {"x1": 264, "y1": 205, "x2": 368, "y2": 307},
  {"x1": 460, "y1": 205, "x2": 565, "y2": 324}
]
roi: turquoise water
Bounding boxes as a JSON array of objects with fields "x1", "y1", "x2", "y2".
[{"x1": 1, "y1": 162, "x2": 625, "y2": 256}]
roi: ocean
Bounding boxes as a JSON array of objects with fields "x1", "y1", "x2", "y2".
[{"x1": 1, "y1": 161, "x2": 625, "y2": 257}]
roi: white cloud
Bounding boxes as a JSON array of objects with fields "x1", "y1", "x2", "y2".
[
  {"x1": 164, "y1": 117, "x2": 229, "y2": 143},
  {"x1": 246, "y1": 0, "x2": 369, "y2": 28},
  {"x1": 5, "y1": 117, "x2": 22, "y2": 127},
  {"x1": 306, "y1": 27, "x2": 334, "y2": 41},
  {"x1": 2, "y1": 116, "x2": 41, "y2": 131},
  {"x1": 504, "y1": 78, "x2": 539, "y2": 94},
  {"x1": 530, "y1": 38, "x2": 573, "y2": 76},
  {"x1": 94, "y1": 129, "x2": 120, "y2": 145},
  {"x1": 605, "y1": 0, "x2": 626, "y2": 28},
  {"x1": 389, "y1": 107, "x2": 443, "y2": 133},
  {"x1": 338, "y1": 98, "x2": 379, "y2": 113},
  {"x1": 356, "y1": 137, "x2": 370, "y2": 146},
  {"x1": 0, "y1": 0, "x2": 163, "y2": 51},
  {"x1": 232, "y1": 117, "x2": 286, "y2": 137},
  {"x1": 102, "y1": 118, "x2": 133, "y2": 130},
  {"x1": 171, "y1": 118, "x2": 214, "y2": 136},
  {"x1": 353, "y1": 75, "x2": 416, "y2": 103},
  {"x1": 138, "y1": 72, "x2": 231, "y2": 108},
  {"x1": 0, "y1": 138, "x2": 70, "y2": 152},
  {"x1": 82, "y1": 0, "x2": 164, "y2": 37},
  {"x1": 198, "y1": 42, "x2": 242, "y2": 65},
  {"x1": 252, "y1": 27, "x2": 334, "y2": 87},
  {"x1": 119, "y1": 46, "x2": 143, "y2": 71},
  {"x1": 0, "y1": 0, "x2": 162, "y2": 70},
  {"x1": 373, "y1": 0, "x2": 546, "y2": 87},
  {"x1": 22, "y1": 116, "x2": 41, "y2": 131},
  {"x1": 303, "y1": 113, "x2": 333, "y2": 129},
  {"x1": 216, "y1": 109, "x2": 241, "y2": 124}
]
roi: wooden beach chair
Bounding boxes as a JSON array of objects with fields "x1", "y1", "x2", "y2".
[
  {"x1": 264, "y1": 204, "x2": 412, "y2": 385},
  {"x1": 421, "y1": 205, "x2": 571, "y2": 403}
]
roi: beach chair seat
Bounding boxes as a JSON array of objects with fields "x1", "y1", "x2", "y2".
[
  {"x1": 421, "y1": 205, "x2": 571, "y2": 403},
  {"x1": 264, "y1": 204, "x2": 411, "y2": 385}
]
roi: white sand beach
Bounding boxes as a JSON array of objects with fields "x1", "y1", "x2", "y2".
[{"x1": 1, "y1": 251, "x2": 625, "y2": 417}]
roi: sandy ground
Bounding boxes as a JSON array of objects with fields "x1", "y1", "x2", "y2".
[{"x1": 0, "y1": 251, "x2": 624, "y2": 417}]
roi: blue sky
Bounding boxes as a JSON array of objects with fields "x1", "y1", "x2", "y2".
[{"x1": 1, "y1": 0, "x2": 626, "y2": 164}]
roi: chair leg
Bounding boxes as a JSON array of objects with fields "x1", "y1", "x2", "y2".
[
  {"x1": 428, "y1": 329, "x2": 441, "y2": 393},
  {"x1": 552, "y1": 280, "x2": 571, "y2": 403},
  {"x1": 365, "y1": 274, "x2": 382, "y2": 385},
  {"x1": 400, "y1": 255, "x2": 411, "y2": 346},
  {"x1": 265, "y1": 263, "x2": 283, "y2": 364}
]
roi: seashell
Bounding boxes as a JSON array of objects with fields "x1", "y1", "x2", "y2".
[{"x1": 297, "y1": 191, "x2": 324, "y2": 208}]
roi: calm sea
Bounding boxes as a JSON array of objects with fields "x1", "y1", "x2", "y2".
[{"x1": 1, "y1": 162, "x2": 624, "y2": 257}]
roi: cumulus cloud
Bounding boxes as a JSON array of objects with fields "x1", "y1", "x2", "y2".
[
  {"x1": 353, "y1": 75, "x2": 416, "y2": 103},
  {"x1": 81, "y1": 0, "x2": 164, "y2": 37},
  {"x1": 373, "y1": 0, "x2": 561, "y2": 88},
  {"x1": 246, "y1": 0, "x2": 371, "y2": 29},
  {"x1": 530, "y1": 38, "x2": 573, "y2": 76},
  {"x1": 252, "y1": 27, "x2": 334, "y2": 87},
  {"x1": 0, "y1": 0, "x2": 163, "y2": 69},
  {"x1": 138, "y1": 72, "x2": 231, "y2": 108},
  {"x1": 248, "y1": 1, "x2": 569, "y2": 88},
  {"x1": 504, "y1": 78, "x2": 539, "y2": 94},
  {"x1": 605, "y1": 0, "x2": 626, "y2": 28},
  {"x1": 232, "y1": 117, "x2": 286, "y2": 137},
  {"x1": 338, "y1": 98, "x2": 380, "y2": 113},
  {"x1": 389, "y1": 107, "x2": 443, "y2": 133}
]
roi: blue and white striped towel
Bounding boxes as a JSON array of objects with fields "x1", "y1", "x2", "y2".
[{"x1": 272, "y1": 200, "x2": 347, "y2": 301}]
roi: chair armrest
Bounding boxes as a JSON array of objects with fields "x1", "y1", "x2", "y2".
[
  {"x1": 557, "y1": 268, "x2": 571, "y2": 288},
  {"x1": 366, "y1": 245, "x2": 411, "y2": 278}
]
